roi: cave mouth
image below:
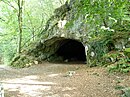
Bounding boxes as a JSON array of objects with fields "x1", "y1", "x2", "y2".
[{"x1": 55, "y1": 39, "x2": 86, "y2": 63}]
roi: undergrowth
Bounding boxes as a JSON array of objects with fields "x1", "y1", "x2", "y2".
[{"x1": 103, "y1": 51, "x2": 130, "y2": 73}]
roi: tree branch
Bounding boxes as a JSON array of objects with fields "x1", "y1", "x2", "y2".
[
  {"x1": 1, "y1": 0, "x2": 17, "y2": 11},
  {"x1": 0, "y1": 18, "x2": 5, "y2": 22}
]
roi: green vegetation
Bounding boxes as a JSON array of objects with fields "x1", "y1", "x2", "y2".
[
  {"x1": 72, "y1": 0, "x2": 130, "y2": 73},
  {"x1": 102, "y1": 50, "x2": 130, "y2": 73},
  {"x1": 0, "y1": 0, "x2": 65, "y2": 64},
  {"x1": 124, "y1": 48, "x2": 130, "y2": 58},
  {"x1": 115, "y1": 86, "x2": 130, "y2": 97}
]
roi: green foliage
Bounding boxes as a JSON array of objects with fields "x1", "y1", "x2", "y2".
[
  {"x1": 0, "y1": 0, "x2": 63, "y2": 66},
  {"x1": 102, "y1": 50, "x2": 130, "y2": 73},
  {"x1": 122, "y1": 87, "x2": 130, "y2": 97},
  {"x1": 124, "y1": 48, "x2": 130, "y2": 58},
  {"x1": 0, "y1": 40, "x2": 17, "y2": 64},
  {"x1": 87, "y1": 32, "x2": 116, "y2": 66},
  {"x1": 65, "y1": 0, "x2": 130, "y2": 67},
  {"x1": 87, "y1": 38, "x2": 107, "y2": 66},
  {"x1": 102, "y1": 51, "x2": 120, "y2": 65},
  {"x1": 71, "y1": 0, "x2": 130, "y2": 38},
  {"x1": 115, "y1": 85, "x2": 125, "y2": 90},
  {"x1": 108, "y1": 57, "x2": 130, "y2": 73},
  {"x1": 115, "y1": 86, "x2": 130, "y2": 97}
]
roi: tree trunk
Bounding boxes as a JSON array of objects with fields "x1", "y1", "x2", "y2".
[{"x1": 17, "y1": 0, "x2": 23, "y2": 54}]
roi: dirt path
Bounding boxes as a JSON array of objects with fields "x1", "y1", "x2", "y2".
[{"x1": 0, "y1": 62, "x2": 130, "y2": 97}]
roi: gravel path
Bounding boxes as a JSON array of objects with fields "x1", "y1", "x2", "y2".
[{"x1": 0, "y1": 62, "x2": 130, "y2": 97}]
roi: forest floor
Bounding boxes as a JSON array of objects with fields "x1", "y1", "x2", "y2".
[{"x1": 0, "y1": 62, "x2": 130, "y2": 97}]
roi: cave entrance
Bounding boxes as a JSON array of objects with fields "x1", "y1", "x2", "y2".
[{"x1": 55, "y1": 38, "x2": 86, "y2": 63}]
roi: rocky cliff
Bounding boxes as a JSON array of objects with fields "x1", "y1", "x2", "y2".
[{"x1": 11, "y1": 0, "x2": 130, "y2": 68}]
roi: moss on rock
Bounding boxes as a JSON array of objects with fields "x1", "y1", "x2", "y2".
[{"x1": 10, "y1": 55, "x2": 38, "y2": 68}]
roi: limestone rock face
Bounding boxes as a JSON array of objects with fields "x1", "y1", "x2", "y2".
[
  {"x1": 11, "y1": 0, "x2": 130, "y2": 67},
  {"x1": 30, "y1": 37, "x2": 86, "y2": 62},
  {"x1": 30, "y1": 0, "x2": 89, "y2": 63}
]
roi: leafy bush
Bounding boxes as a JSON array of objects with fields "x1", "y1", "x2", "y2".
[
  {"x1": 101, "y1": 50, "x2": 130, "y2": 73},
  {"x1": 108, "y1": 57, "x2": 130, "y2": 73},
  {"x1": 102, "y1": 51, "x2": 124, "y2": 65}
]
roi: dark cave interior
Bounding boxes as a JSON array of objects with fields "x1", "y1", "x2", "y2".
[{"x1": 55, "y1": 39, "x2": 86, "y2": 63}]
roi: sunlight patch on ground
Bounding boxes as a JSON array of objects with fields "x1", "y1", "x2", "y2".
[
  {"x1": 24, "y1": 75, "x2": 38, "y2": 79},
  {"x1": 19, "y1": 85, "x2": 51, "y2": 96},
  {"x1": 62, "y1": 87, "x2": 76, "y2": 91},
  {"x1": 4, "y1": 84, "x2": 52, "y2": 97},
  {"x1": 48, "y1": 74, "x2": 60, "y2": 77},
  {"x1": 63, "y1": 94, "x2": 71, "y2": 97},
  {"x1": 2, "y1": 75, "x2": 56, "y2": 85},
  {"x1": 1, "y1": 75, "x2": 57, "y2": 97},
  {"x1": 45, "y1": 94, "x2": 61, "y2": 97}
]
